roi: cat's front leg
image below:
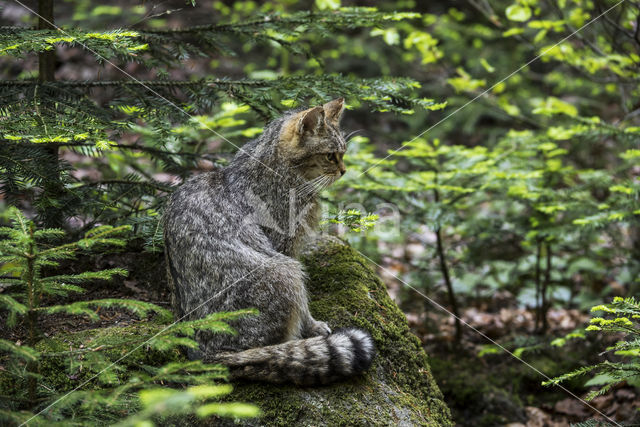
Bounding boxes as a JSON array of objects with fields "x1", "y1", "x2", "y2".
[{"x1": 302, "y1": 316, "x2": 331, "y2": 338}]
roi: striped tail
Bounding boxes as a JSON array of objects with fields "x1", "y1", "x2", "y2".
[{"x1": 208, "y1": 328, "x2": 375, "y2": 385}]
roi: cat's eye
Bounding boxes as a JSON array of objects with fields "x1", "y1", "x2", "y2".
[{"x1": 326, "y1": 153, "x2": 336, "y2": 162}]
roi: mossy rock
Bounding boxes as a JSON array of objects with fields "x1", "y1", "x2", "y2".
[
  {"x1": 14, "y1": 236, "x2": 451, "y2": 426},
  {"x1": 429, "y1": 356, "x2": 526, "y2": 426},
  {"x1": 219, "y1": 236, "x2": 452, "y2": 426},
  {"x1": 30, "y1": 321, "x2": 183, "y2": 394}
]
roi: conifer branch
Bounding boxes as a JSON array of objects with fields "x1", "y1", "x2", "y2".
[{"x1": 140, "y1": 9, "x2": 420, "y2": 35}]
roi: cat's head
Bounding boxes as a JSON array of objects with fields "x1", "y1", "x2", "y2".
[{"x1": 278, "y1": 98, "x2": 348, "y2": 182}]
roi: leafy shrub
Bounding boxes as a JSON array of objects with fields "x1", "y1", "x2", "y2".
[{"x1": 544, "y1": 297, "x2": 640, "y2": 400}]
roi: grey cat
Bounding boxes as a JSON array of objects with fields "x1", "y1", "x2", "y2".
[{"x1": 163, "y1": 98, "x2": 375, "y2": 385}]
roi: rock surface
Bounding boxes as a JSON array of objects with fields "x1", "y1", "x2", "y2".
[{"x1": 27, "y1": 236, "x2": 452, "y2": 426}]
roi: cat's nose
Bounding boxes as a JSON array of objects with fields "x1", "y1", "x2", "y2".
[{"x1": 340, "y1": 168, "x2": 346, "y2": 176}]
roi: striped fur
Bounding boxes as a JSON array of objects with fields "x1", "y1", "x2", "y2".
[
  {"x1": 207, "y1": 328, "x2": 375, "y2": 385},
  {"x1": 164, "y1": 99, "x2": 376, "y2": 385}
]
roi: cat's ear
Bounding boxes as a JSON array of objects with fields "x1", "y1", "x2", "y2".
[
  {"x1": 280, "y1": 107, "x2": 325, "y2": 149},
  {"x1": 297, "y1": 106, "x2": 325, "y2": 136},
  {"x1": 323, "y1": 97, "x2": 345, "y2": 125}
]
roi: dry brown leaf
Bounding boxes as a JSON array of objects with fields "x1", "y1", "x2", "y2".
[{"x1": 554, "y1": 398, "x2": 590, "y2": 418}]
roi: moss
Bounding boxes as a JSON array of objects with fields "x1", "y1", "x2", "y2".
[
  {"x1": 10, "y1": 237, "x2": 451, "y2": 426},
  {"x1": 33, "y1": 320, "x2": 182, "y2": 393},
  {"x1": 430, "y1": 349, "x2": 580, "y2": 426},
  {"x1": 429, "y1": 355, "x2": 526, "y2": 425}
]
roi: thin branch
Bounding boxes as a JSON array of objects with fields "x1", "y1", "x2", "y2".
[
  {"x1": 73, "y1": 179, "x2": 172, "y2": 192},
  {"x1": 57, "y1": 141, "x2": 232, "y2": 159},
  {"x1": 140, "y1": 15, "x2": 316, "y2": 35},
  {"x1": 0, "y1": 79, "x2": 268, "y2": 87}
]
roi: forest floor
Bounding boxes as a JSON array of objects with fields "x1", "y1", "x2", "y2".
[
  {"x1": 382, "y1": 271, "x2": 637, "y2": 426},
  {"x1": 414, "y1": 307, "x2": 635, "y2": 426}
]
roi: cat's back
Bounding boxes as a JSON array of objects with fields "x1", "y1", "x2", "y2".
[{"x1": 164, "y1": 169, "x2": 229, "y2": 234}]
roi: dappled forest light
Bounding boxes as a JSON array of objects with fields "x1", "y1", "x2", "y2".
[{"x1": 0, "y1": 0, "x2": 639, "y2": 425}]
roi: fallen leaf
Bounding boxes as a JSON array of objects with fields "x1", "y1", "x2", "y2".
[{"x1": 554, "y1": 398, "x2": 590, "y2": 418}]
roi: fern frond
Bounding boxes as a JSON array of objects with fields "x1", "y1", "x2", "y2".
[
  {"x1": 0, "y1": 29, "x2": 146, "y2": 59},
  {"x1": 43, "y1": 299, "x2": 171, "y2": 322},
  {"x1": 0, "y1": 294, "x2": 28, "y2": 317},
  {"x1": 41, "y1": 268, "x2": 128, "y2": 285},
  {"x1": 0, "y1": 339, "x2": 39, "y2": 362},
  {"x1": 167, "y1": 309, "x2": 258, "y2": 337}
]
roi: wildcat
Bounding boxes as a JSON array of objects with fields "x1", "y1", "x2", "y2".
[{"x1": 163, "y1": 98, "x2": 375, "y2": 385}]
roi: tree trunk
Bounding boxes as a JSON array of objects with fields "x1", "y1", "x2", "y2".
[
  {"x1": 37, "y1": 0, "x2": 55, "y2": 83},
  {"x1": 433, "y1": 187, "x2": 462, "y2": 344},
  {"x1": 26, "y1": 228, "x2": 38, "y2": 405},
  {"x1": 436, "y1": 227, "x2": 462, "y2": 344},
  {"x1": 541, "y1": 243, "x2": 552, "y2": 333},
  {"x1": 37, "y1": 0, "x2": 64, "y2": 227},
  {"x1": 535, "y1": 239, "x2": 542, "y2": 331}
]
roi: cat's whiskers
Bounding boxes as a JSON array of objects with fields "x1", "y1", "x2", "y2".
[
  {"x1": 297, "y1": 175, "x2": 331, "y2": 198},
  {"x1": 299, "y1": 175, "x2": 323, "y2": 190},
  {"x1": 295, "y1": 176, "x2": 323, "y2": 198},
  {"x1": 303, "y1": 177, "x2": 326, "y2": 197},
  {"x1": 344, "y1": 129, "x2": 362, "y2": 143},
  {"x1": 314, "y1": 175, "x2": 331, "y2": 193},
  {"x1": 314, "y1": 175, "x2": 333, "y2": 194}
]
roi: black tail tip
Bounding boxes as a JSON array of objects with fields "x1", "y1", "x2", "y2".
[{"x1": 331, "y1": 327, "x2": 376, "y2": 373}]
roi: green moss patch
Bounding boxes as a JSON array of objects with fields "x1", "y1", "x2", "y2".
[{"x1": 32, "y1": 321, "x2": 182, "y2": 393}]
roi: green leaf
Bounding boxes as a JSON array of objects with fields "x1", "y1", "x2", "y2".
[
  {"x1": 584, "y1": 373, "x2": 617, "y2": 387},
  {"x1": 44, "y1": 298, "x2": 171, "y2": 322},
  {"x1": 188, "y1": 384, "x2": 233, "y2": 399},
  {"x1": 447, "y1": 68, "x2": 486, "y2": 93},
  {"x1": 478, "y1": 345, "x2": 500, "y2": 357},
  {"x1": 532, "y1": 97, "x2": 578, "y2": 117},
  {"x1": 315, "y1": 0, "x2": 341, "y2": 10},
  {"x1": 505, "y1": 4, "x2": 532, "y2": 22},
  {"x1": 533, "y1": 29, "x2": 548, "y2": 43},
  {"x1": 148, "y1": 336, "x2": 200, "y2": 351},
  {"x1": 41, "y1": 268, "x2": 128, "y2": 284},
  {"x1": 44, "y1": 302, "x2": 101, "y2": 321},
  {"x1": 502, "y1": 28, "x2": 525, "y2": 37},
  {"x1": 0, "y1": 294, "x2": 27, "y2": 315},
  {"x1": 0, "y1": 339, "x2": 39, "y2": 362},
  {"x1": 621, "y1": 149, "x2": 640, "y2": 160},
  {"x1": 480, "y1": 58, "x2": 495, "y2": 73},
  {"x1": 196, "y1": 402, "x2": 261, "y2": 419},
  {"x1": 370, "y1": 28, "x2": 400, "y2": 46},
  {"x1": 609, "y1": 185, "x2": 633, "y2": 195},
  {"x1": 138, "y1": 388, "x2": 179, "y2": 408},
  {"x1": 42, "y1": 282, "x2": 87, "y2": 296}
]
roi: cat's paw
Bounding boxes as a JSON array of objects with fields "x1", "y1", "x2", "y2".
[{"x1": 308, "y1": 320, "x2": 331, "y2": 337}]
